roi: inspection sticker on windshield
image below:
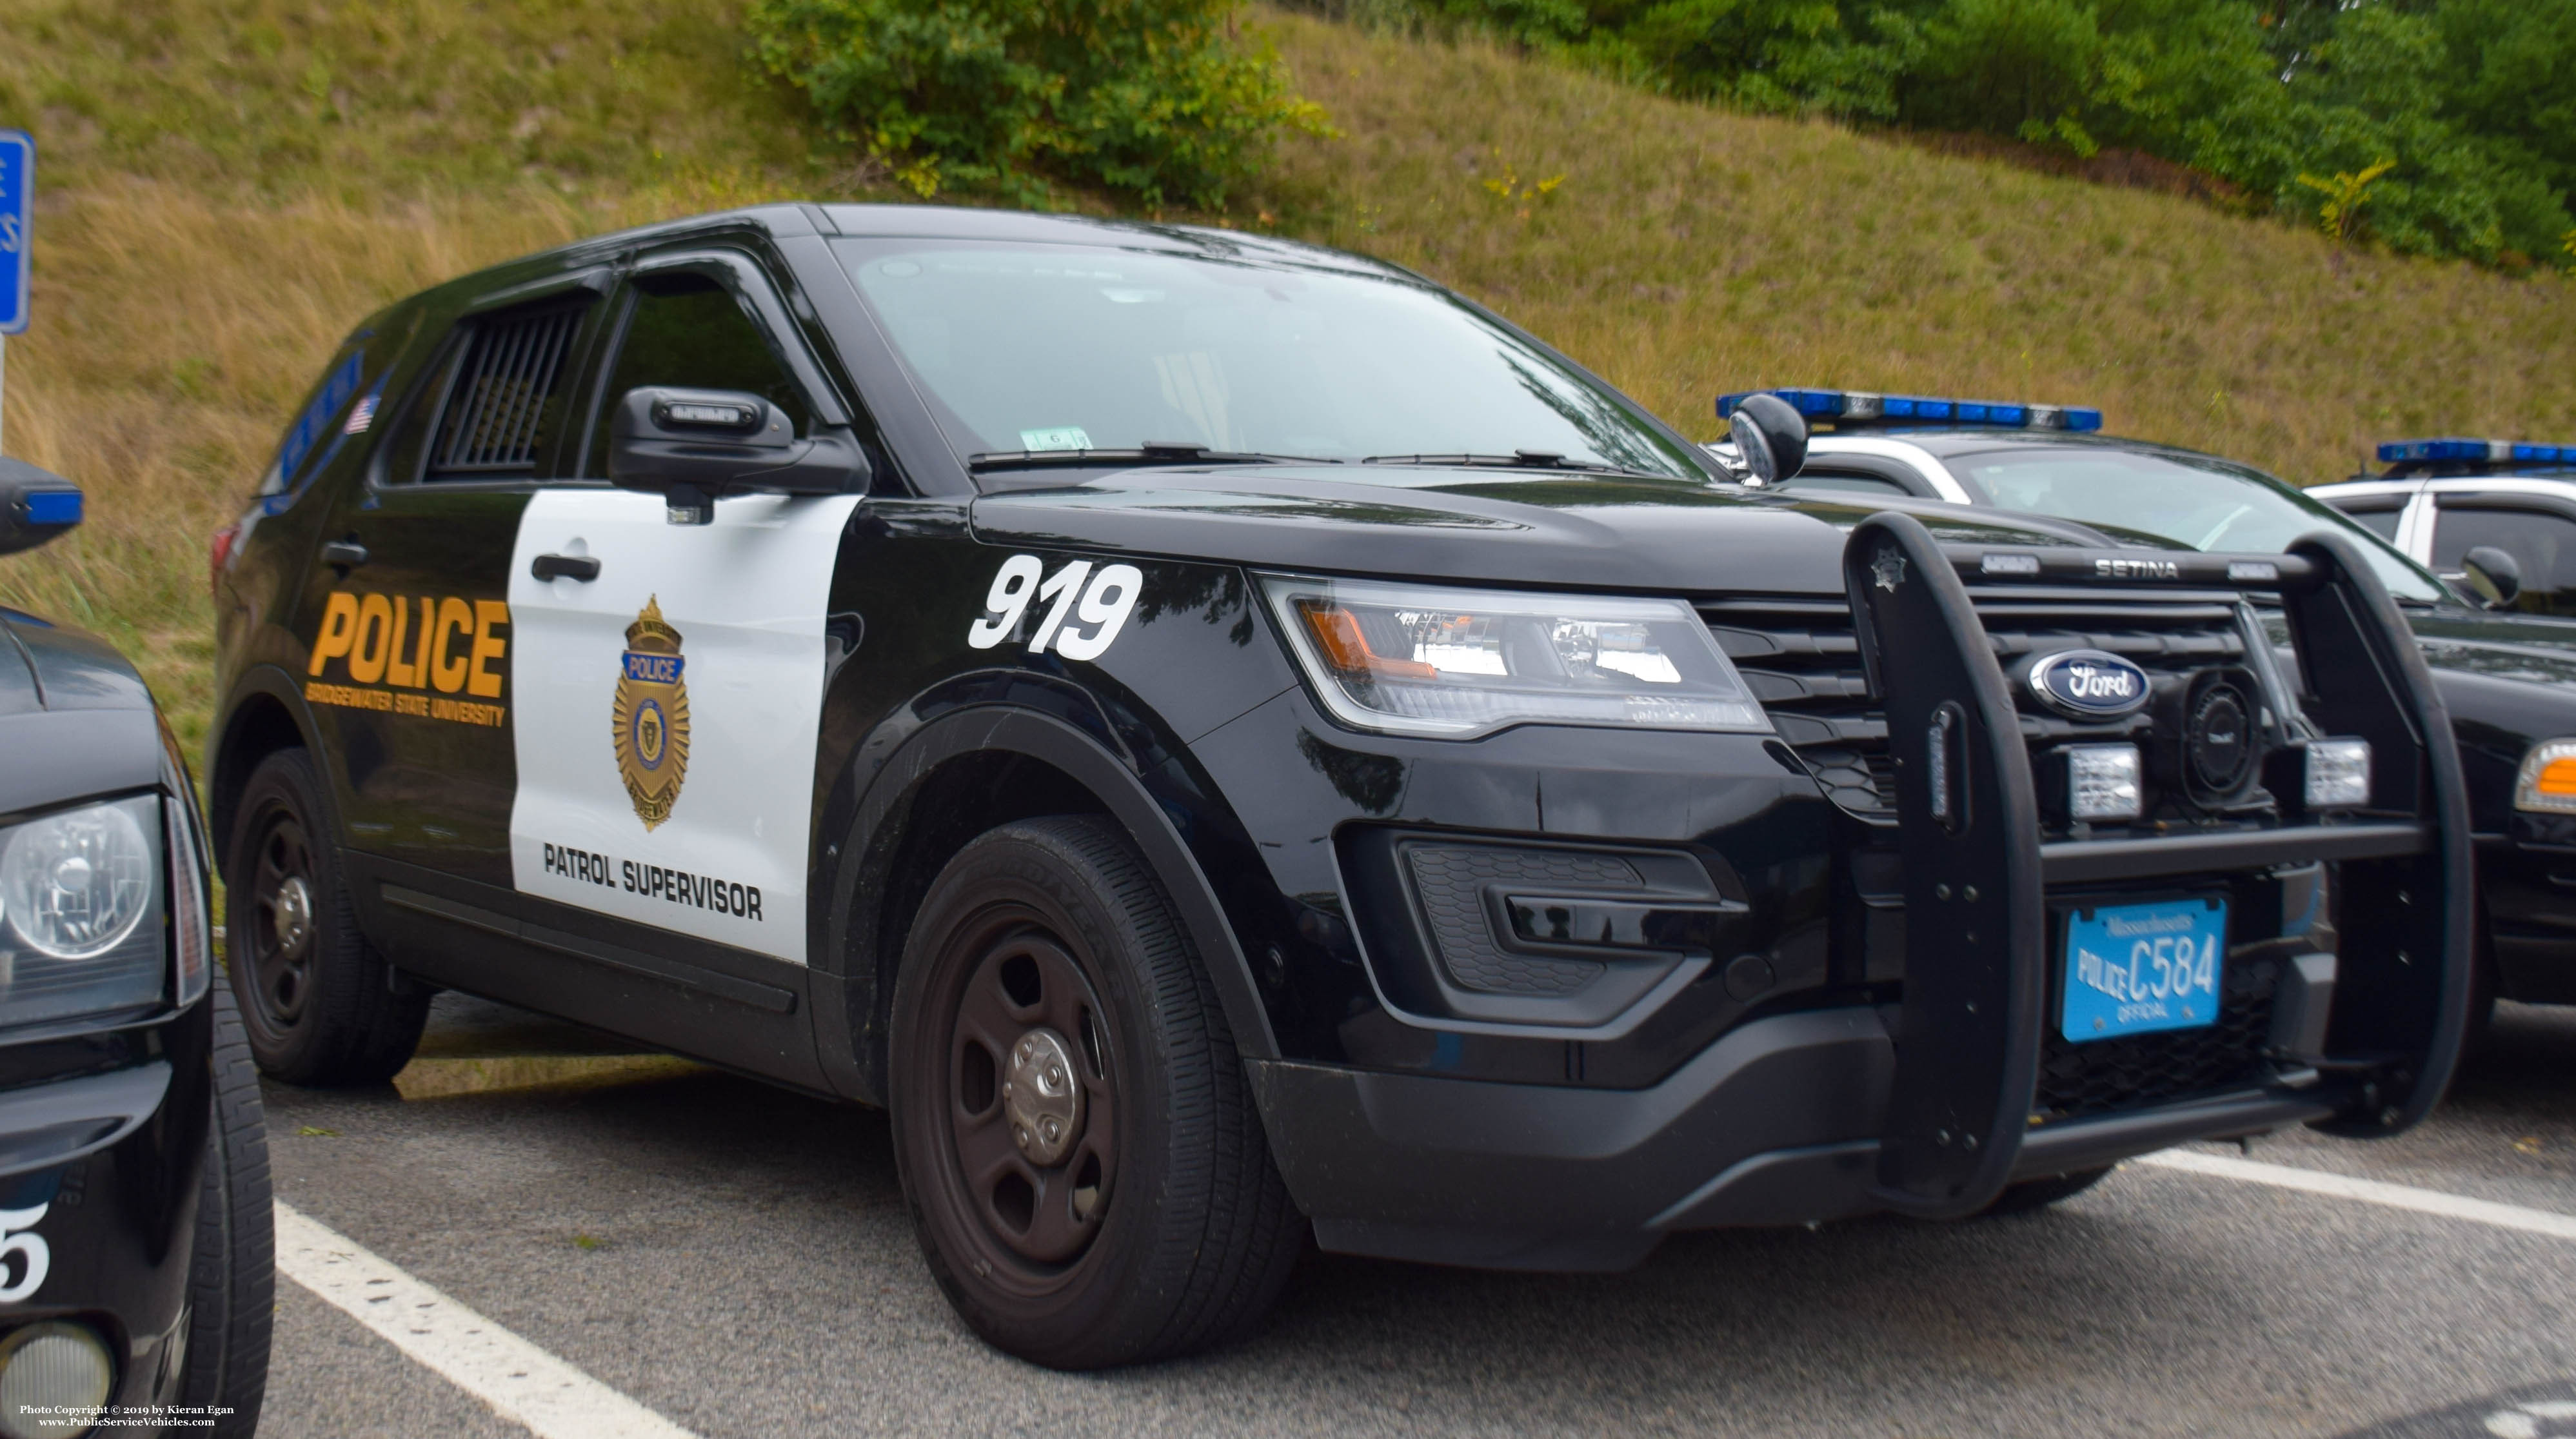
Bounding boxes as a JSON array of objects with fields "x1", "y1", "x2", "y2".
[
  {"x1": 1020, "y1": 426, "x2": 1092, "y2": 452},
  {"x1": 2061, "y1": 897, "x2": 2226, "y2": 1042}
]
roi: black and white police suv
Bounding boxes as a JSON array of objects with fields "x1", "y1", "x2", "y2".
[
  {"x1": 0, "y1": 459, "x2": 270, "y2": 1436},
  {"x1": 1727, "y1": 389, "x2": 2576, "y2": 1026},
  {"x1": 2311, "y1": 436, "x2": 2576, "y2": 617},
  {"x1": 209, "y1": 206, "x2": 2472, "y2": 1369}
]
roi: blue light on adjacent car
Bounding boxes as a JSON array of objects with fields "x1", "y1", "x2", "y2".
[
  {"x1": 19, "y1": 490, "x2": 79, "y2": 526},
  {"x1": 1719, "y1": 388, "x2": 2101, "y2": 432},
  {"x1": 2377, "y1": 437, "x2": 2576, "y2": 464}
]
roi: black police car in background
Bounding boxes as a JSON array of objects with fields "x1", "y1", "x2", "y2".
[
  {"x1": 0, "y1": 459, "x2": 269, "y2": 1436},
  {"x1": 1727, "y1": 388, "x2": 2576, "y2": 1025},
  {"x1": 210, "y1": 205, "x2": 2472, "y2": 1369}
]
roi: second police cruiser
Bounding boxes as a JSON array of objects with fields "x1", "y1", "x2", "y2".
[{"x1": 210, "y1": 206, "x2": 2473, "y2": 1369}]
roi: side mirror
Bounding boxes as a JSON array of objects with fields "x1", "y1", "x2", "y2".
[
  {"x1": 607, "y1": 386, "x2": 869, "y2": 526},
  {"x1": 2461, "y1": 545, "x2": 2524, "y2": 610},
  {"x1": 1722, "y1": 393, "x2": 1810, "y2": 486},
  {"x1": 0, "y1": 459, "x2": 83, "y2": 556}
]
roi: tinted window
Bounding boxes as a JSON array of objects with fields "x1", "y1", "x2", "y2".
[
  {"x1": 2343, "y1": 506, "x2": 2404, "y2": 541},
  {"x1": 1942, "y1": 445, "x2": 2444, "y2": 601},
  {"x1": 585, "y1": 272, "x2": 809, "y2": 476},
  {"x1": 2432, "y1": 504, "x2": 2576, "y2": 616},
  {"x1": 374, "y1": 301, "x2": 591, "y2": 484},
  {"x1": 834, "y1": 239, "x2": 1709, "y2": 481},
  {"x1": 1778, "y1": 471, "x2": 1911, "y2": 496}
]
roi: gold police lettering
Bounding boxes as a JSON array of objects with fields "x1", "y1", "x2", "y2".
[{"x1": 304, "y1": 590, "x2": 508, "y2": 727}]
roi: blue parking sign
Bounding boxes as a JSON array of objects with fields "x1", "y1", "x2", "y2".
[{"x1": 0, "y1": 130, "x2": 30, "y2": 333}]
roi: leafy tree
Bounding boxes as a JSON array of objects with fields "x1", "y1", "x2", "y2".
[{"x1": 748, "y1": 0, "x2": 1329, "y2": 208}]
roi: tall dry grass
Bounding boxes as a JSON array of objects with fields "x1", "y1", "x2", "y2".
[{"x1": 1, "y1": 1, "x2": 2571, "y2": 756}]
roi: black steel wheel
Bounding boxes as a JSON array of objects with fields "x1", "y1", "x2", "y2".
[
  {"x1": 224, "y1": 749, "x2": 428, "y2": 1086},
  {"x1": 889, "y1": 815, "x2": 1302, "y2": 1369}
]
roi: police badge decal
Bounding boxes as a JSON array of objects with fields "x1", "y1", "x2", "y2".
[{"x1": 612, "y1": 595, "x2": 691, "y2": 829}]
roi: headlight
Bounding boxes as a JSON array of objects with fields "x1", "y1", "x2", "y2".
[
  {"x1": 0, "y1": 795, "x2": 165, "y2": 1029},
  {"x1": 1259, "y1": 575, "x2": 1769, "y2": 739},
  {"x1": 2515, "y1": 739, "x2": 2576, "y2": 813}
]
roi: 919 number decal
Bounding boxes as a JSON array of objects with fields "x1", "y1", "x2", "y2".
[{"x1": 967, "y1": 555, "x2": 1144, "y2": 662}]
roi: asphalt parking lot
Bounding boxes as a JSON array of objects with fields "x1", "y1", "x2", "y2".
[{"x1": 255, "y1": 994, "x2": 2576, "y2": 1439}]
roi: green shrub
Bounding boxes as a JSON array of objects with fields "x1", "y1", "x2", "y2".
[{"x1": 746, "y1": 0, "x2": 1329, "y2": 208}]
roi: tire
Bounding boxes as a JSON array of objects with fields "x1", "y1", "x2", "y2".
[
  {"x1": 181, "y1": 977, "x2": 274, "y2": 1437},
  {"x1": 224, "y1": 749, "x2": 428, "y2": 1085},
  {"x1": 1981, "y1": 1166, "x2": 2114, "y2": 1216},
  {"x1": 888, "y1": 815, "x2": 1303, "y2": 1369}
]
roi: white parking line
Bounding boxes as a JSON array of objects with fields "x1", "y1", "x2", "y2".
[
  {"x1": 275, "y1": 1200, "x2": 700, "y2": 1439},
  {"x1": 2137, "y1": 1149, "x2": 2576, "y2": 1243}
]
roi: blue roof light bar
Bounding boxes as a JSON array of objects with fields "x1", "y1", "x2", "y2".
[
  {"x1": 2377, "y1": 437, "x2": 2576, "y2": 466},
  {"x1": 1718, "y1": 387, "x2": 2101, "y2": 433}
]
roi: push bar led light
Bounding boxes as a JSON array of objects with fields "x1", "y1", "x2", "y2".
[
  {"x1": 2378, "y1": 437, "x2": 2576, "y2": 466},
  {"x1": 2065, "y1": 744, "x2": 2143, "y2": 822},
  {"x1": 1718, "y1": 388, "x2": 2103, "y2": 433},
  {"x1": 2304, "y1": 738, "x2": 2373, "y2": 810}
]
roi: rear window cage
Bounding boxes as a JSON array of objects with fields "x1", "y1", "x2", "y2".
[{"x1": 426, "y1": 301, "x2": 588, "y2": 479}]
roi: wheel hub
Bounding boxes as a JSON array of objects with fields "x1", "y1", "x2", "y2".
[
  {"x1": 1002, "y1": 1027, "x2": 1084, "y2": 1166},
  {"x1": 273, "y1": 875, "x2": 314, "y2": 954}
]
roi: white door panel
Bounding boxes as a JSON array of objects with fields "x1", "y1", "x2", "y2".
[{"x1": 506, "y1": 489, "x2": 859, "y2": 964}]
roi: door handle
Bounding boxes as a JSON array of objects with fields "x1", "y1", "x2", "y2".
[
  {"x1": 321, "y1": 539, "x2": 368, "y2": 570},
  {"x1": 531, "y1": 553, "x2": 600, "y2": 583}
]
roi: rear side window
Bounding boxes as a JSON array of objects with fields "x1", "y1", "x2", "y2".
[{"x1": 378, "y1": 298, "x2": 591, "y2": 484}]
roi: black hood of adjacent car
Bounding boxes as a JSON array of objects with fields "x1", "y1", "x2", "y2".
[
  {"x1": 0, "y1": 608, "x2": 164, "y2": 816},
  {"x1": 968, "y1": 467, "x2": 2126, "y2": 596},
  {"x1": 0, "y1": 608, "x2": 155, "y2": 716}
]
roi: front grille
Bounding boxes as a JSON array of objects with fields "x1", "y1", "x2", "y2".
[
  {"x1": 1700, "y1": 588, "x2": 2253, "y2": 820},
  {"x1": 2034, "y1": 955, "x2": 2283, "y2": 1120}
]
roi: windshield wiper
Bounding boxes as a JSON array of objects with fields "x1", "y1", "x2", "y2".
[
  {"x1": 969, "y1": 442, "x2": 1340, "y2": 472},
  {"x1": 1362, "y1": 451, "x2": 1672, "y2": 479}
]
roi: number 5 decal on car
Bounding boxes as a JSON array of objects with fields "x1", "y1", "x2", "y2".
[{"x1": 968, "y1": 555, "x2": 1144, "y2": 662}]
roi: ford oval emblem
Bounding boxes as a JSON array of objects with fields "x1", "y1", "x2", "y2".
[{"x1": 2027, "y1": 650, "x2": 2151, "y2": 719}]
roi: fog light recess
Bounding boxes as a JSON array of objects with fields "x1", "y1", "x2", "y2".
[{"x1": 0, "y1": 1322, "x2": 114, "y2": 1439}]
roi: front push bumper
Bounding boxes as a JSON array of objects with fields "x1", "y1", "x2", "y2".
[{"x1": 1254, "y1": 517, "x2": 2470, "y2": 1269}]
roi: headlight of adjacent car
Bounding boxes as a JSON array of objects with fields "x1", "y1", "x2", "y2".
[
  {"x1": 2515, "y1": 739, "x2": 2576, "y2": 813},
  {"x1": 0, "y1": 795, "x2": 166, "y2": 1029},
  {"x1": 1259, "y1": 575, "x2": 1769, "y2": 739}
]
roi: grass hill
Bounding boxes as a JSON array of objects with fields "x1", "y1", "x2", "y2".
[{"x1": 4, "y1": 0, "x2": 2575, "y2": 751}]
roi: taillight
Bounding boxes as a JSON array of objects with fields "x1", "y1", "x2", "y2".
[{"x1": 210, "y1": 521, "x2": 241, "y2": 596}]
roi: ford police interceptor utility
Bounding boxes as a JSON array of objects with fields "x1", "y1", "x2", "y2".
[
  {"x1": 209, "y1": 206, "x2": 2472, "y2": 1369},
  {"x1": 1723, "y1": 388, "x2": 2576, "y2": 1029}
]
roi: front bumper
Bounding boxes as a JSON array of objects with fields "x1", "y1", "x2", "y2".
[
  {"x1": 1253, "y1": 981, "x2": 2339, "y2": 1271},
  {"x1": 0, "y1": 998, "x2": 211, "y2": 1418}
]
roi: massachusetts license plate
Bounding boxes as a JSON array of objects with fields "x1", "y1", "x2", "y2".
[{"x1": 2061, "y1": 897, "x2": 2228, "y2": 1043}]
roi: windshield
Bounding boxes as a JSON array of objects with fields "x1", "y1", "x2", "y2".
[
  {"x1": 1942, "y1": 445, "x2": 2446, "y2": 602},
  {"x1": 833, "y1": 239, "x2": 1709, "y2": 480}
]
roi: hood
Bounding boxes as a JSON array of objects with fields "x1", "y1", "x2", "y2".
[
  {"x1": 967, "y1": 467, "x2": 2128, "y2": 596},
  {"x1": 2406, "y1": 608, "x2": 2576, "y2": 689},
  {"x1": 0, "y1": 609, "x2": 155, "y2": 717},
  {"x1": 0, "y1": 609, "x2": 165, "y2": 816}
]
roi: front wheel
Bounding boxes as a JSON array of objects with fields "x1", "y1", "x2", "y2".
[
  {"x1": 181, "y1": 978, "x2": 273, "y2": 1436},
  {"x1": 888, "y1": 816, "x2": 1303, "y2": 1369},
  {"x1": 224, "y1": 749, "x2": 428, "y2": 1085}
]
